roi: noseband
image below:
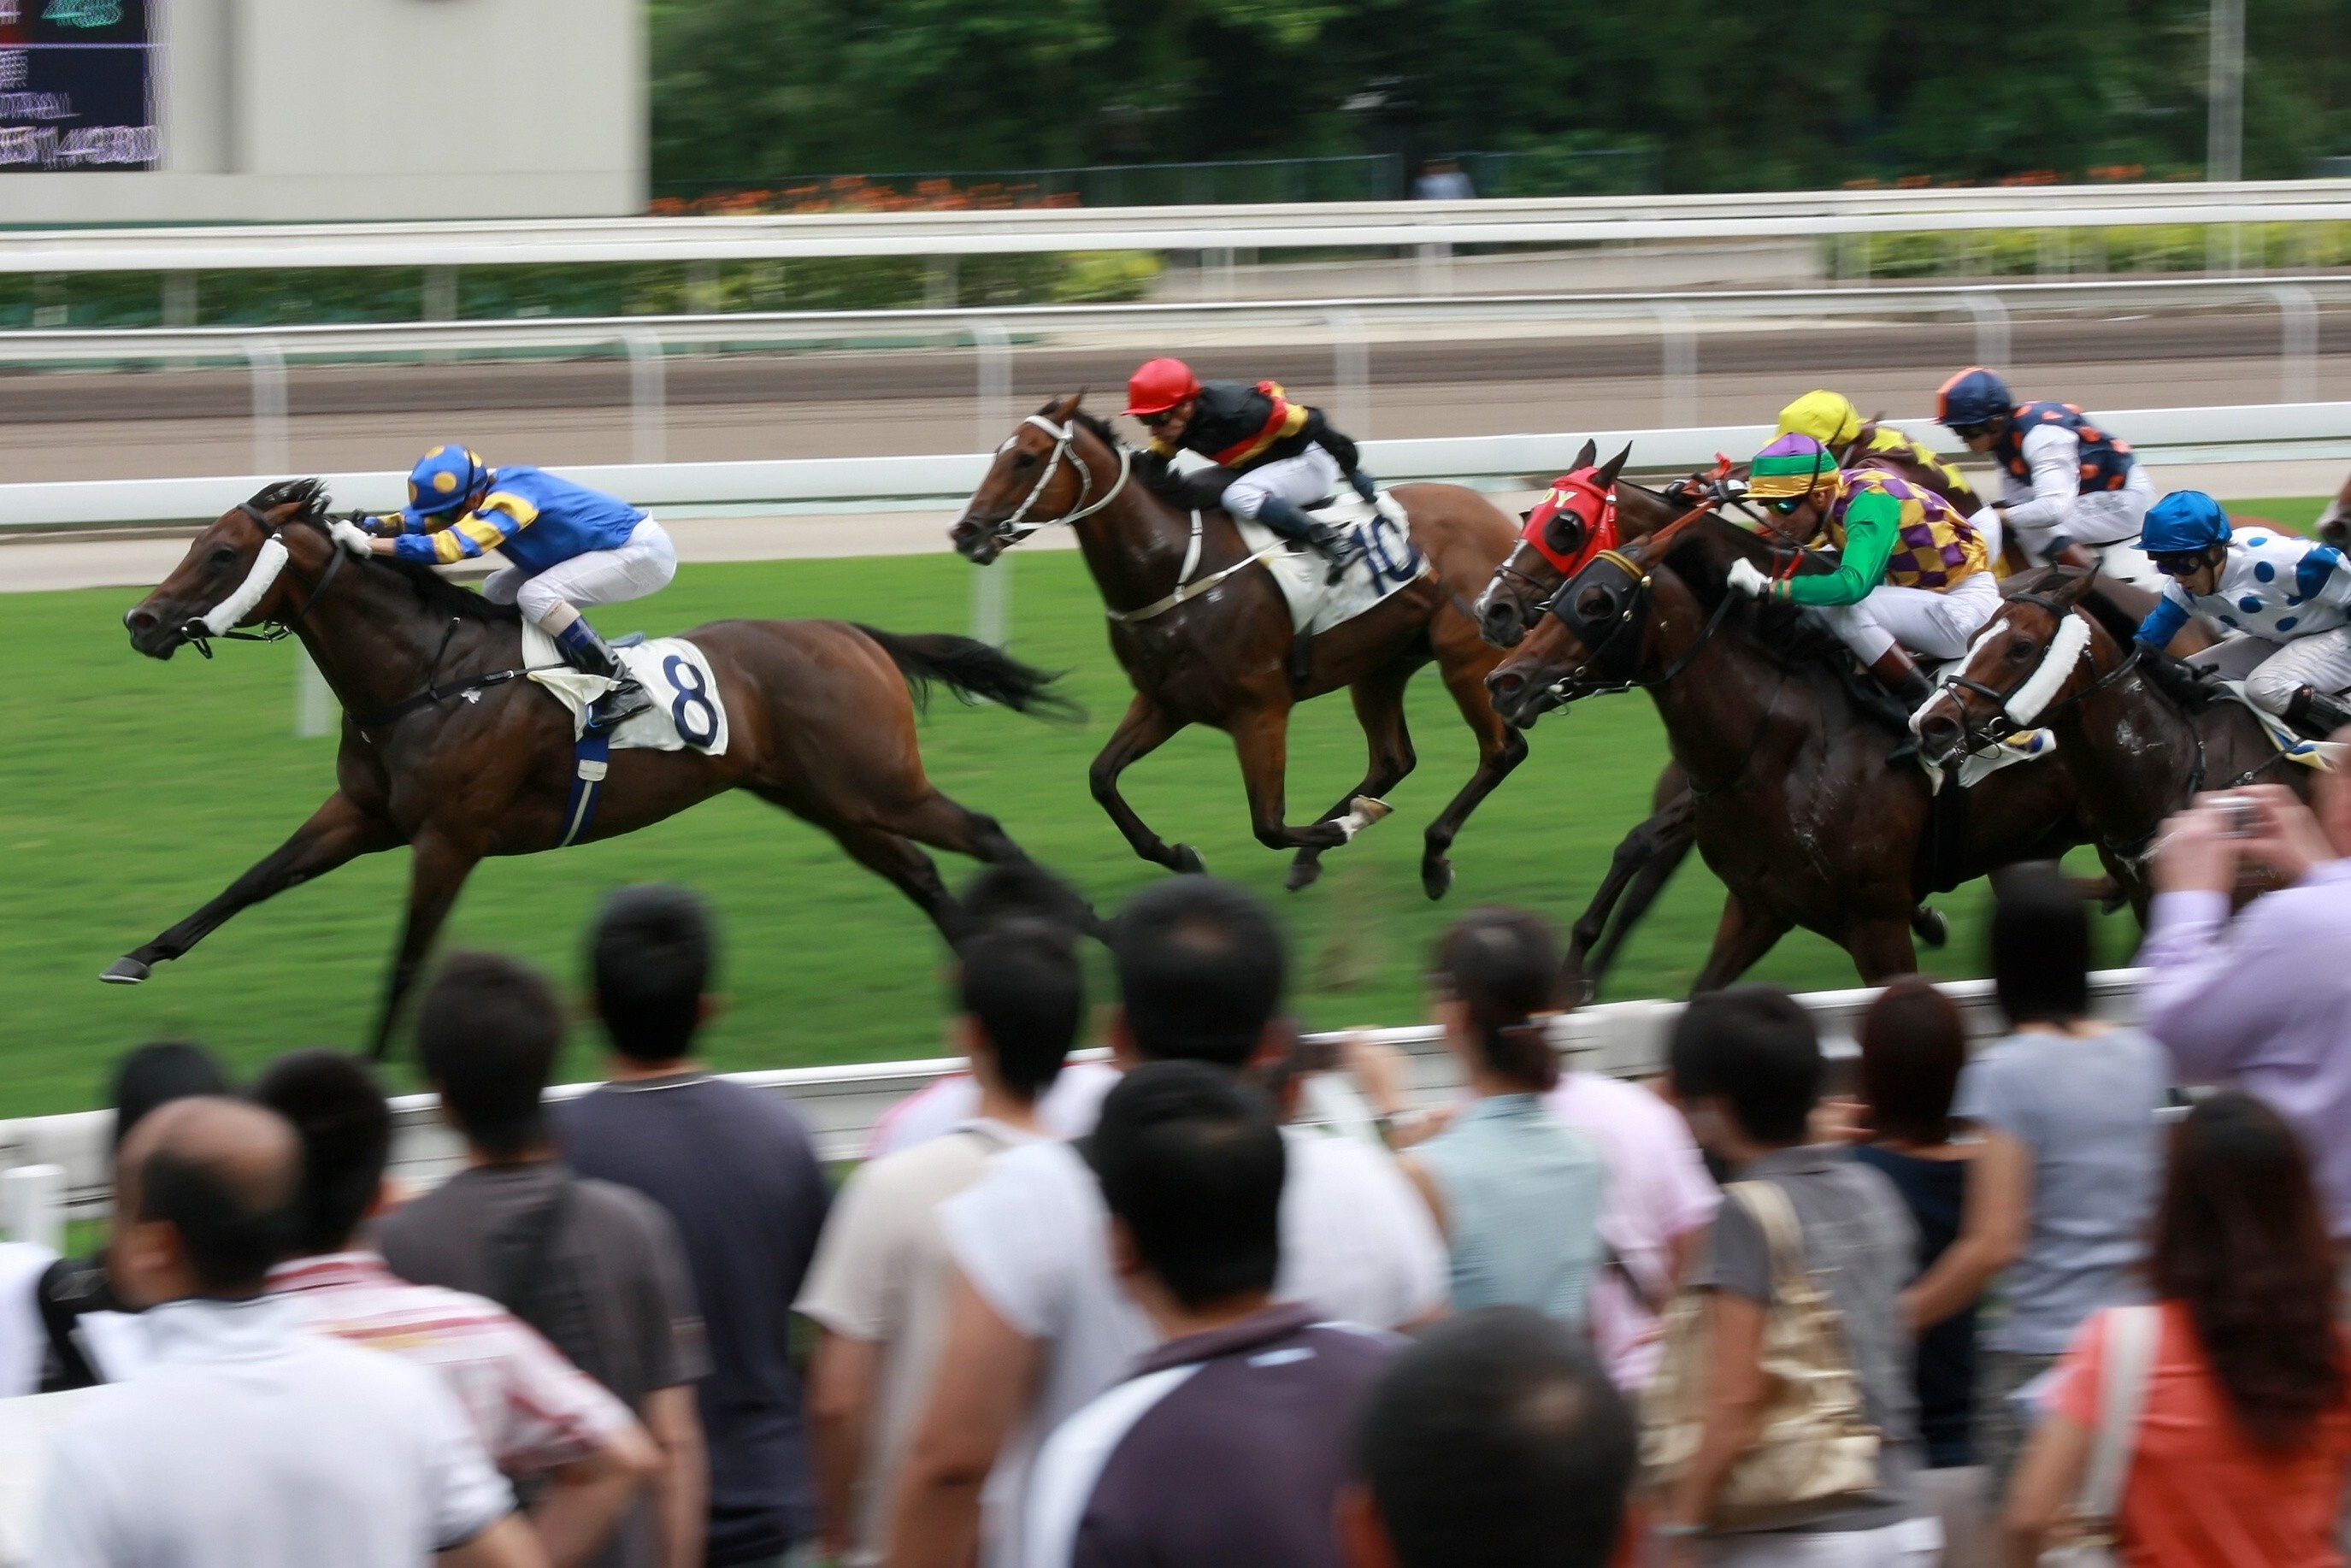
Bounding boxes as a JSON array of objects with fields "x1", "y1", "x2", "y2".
[
  {"x1": 177, "y1": 500, "x2": 345, "y2": 657},
  {"x1": 975, "y1": 414, "x2": 1134, "y2": 546}
]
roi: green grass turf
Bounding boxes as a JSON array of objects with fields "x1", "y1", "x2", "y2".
[{"x1": 2, "y1": 498, "x2": 2324, "y2": 1117}]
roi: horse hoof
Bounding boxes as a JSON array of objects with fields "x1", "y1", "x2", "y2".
[
  {"x1": 1286, "y1": 859, "x2": 1323, "y2": 893},
  {"x1": 101, "y1": 956, "x2": 151, "y2": 985},
  {"x1": 1909, "y1": 905, "x2": 1948, "y2": 949},
  {"x1": 1170, "y1": 845, "x2": 1207, "y2": 875},
  {"x1": 1422, "y1": 858, "x2": 1454, "y2": 900}
]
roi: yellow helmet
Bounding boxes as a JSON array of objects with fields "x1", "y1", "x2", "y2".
[{"x1": 1777, "y1": 390, "x2": 1864, "y2": 448}]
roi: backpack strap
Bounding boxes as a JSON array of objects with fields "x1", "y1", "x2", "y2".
[{"x1": 2077, "y1": 1306, "x2": 2162, "y2": 1531}]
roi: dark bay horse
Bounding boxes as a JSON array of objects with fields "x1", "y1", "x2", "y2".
[
  {"x1": 950, "y1": 393, "x2": 1525, "y2": 899},
  {"x1": 1914, "y1": 563, "x2": 2314, "y2": 914},
  {"x1": 1484, "y1": 513, "x2": 2083, "y2": 985},
  {"x1": 114, "y1": 480, "x2": 1078, "y2": 1055}
]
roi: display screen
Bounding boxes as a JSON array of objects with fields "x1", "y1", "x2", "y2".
[{"x1": 0, "y1": 0, "x2": 159, "y2": 171}]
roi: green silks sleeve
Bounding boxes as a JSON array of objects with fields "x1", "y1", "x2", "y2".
[{"x1": 1779, "y1": 489, "x2": 1900, "y2": 607}]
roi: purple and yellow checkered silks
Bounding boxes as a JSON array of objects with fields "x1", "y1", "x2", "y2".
[
  {"x1": 1817, "y1": 469, "x2": 1989, "y2": 590},
  {"x1": 1746, "y1": 433, "x2": 1847, "y2": 503}
]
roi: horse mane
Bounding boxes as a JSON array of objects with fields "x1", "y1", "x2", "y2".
[
  {"x1": 249, "y1": 476, "x2": 521, "y2": 626},
  {"x1": 1664, "y1": 522, "x2": 1854, "y2": 675}
]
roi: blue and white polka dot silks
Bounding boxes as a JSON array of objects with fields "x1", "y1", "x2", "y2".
[{"x1": 2159, "y1": 527, "x2": 2351, "y2": 640}]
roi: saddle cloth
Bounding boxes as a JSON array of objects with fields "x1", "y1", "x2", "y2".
[
  {"x1": 1236, "y1": 492, "x2": 1430, "y2": 636},
  {"x1": 521, "y1": 622, "x2": 731, "y2": 757},
  {"x1": 2214, "y1": 681, "x2": 2341, "y2": 770}
]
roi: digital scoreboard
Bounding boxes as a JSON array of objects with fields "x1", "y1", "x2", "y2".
[{"x1": 0, "y1": 0, "x2": 159, "y2": 171}]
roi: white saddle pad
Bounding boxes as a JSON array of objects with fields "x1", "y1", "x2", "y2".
[
  {"x1": 2214, "y1": 681, "x2": 2341, "y2": 770},
  {"x1": 522, "y1": 623, "x2": 731, "y2": 756},
  {"x1": 1236, "y1": 492, "x2": 1430, "y2": 636}
]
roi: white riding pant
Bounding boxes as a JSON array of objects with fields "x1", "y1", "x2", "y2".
[
  {"x1": 1812, "y1": 569, "x2": 2002, "y2": 666},
  {"x1": 2009, "y1": 464, "x2": 2160, "y2": 585},
  {"x1": 1220, "y1": 444, "x2": 1345, "y2": 522},
  {"x1": 2190, "y1": 626, "x2": 2351, "y2": 716},
  {"x1": 483, "y1": 516, "x2": 677, "y2": 628}
]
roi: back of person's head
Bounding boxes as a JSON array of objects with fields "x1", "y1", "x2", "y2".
[
  {"x1": 1351, "y1": 1306, "x2": 1634, "y2": 1568},
  {"x1": 2152, "y1": 1092, "x2": 2345, "y2": 1453},
  {"x1": 1089, "y1": 1059, "x2": 1284, "y2": 1309},
  {"x1": 415, "y1": 950, "x2": 564, "y2": 1159},
  {"x1": 961, "y1": 858, "x2": 1087, "y2": 935},
  {"x1": 1111, "y1": 877, "x2": 1285, "y2": 1067},
  {"x1": 111, "y1": 1040, "x2": 232, "y2": 1151},
  {"x1": 1990, "y1": 861, "x2": 2092, "y2": 1025},
  {"x1": 249, "y1": 1049, "x2": 393, "y2": 1257},
  {"x1": 1433, "y1": 907, "x2": 1563, "y2": 1093},
  {"x1": 1856, "y1": 976, "x2": 1967, "y2": 1148},
  {"x1": 1667, "y1": 984, "x2": 1823, "y2": 1147},
  {"x1": 121, "y1": 1097, "x2": 300, "y2": 1297},
  {"x1": 591, "y1": 883, "x2": 714, "y2": 1064},
  {"x1": 959, "y1": 918, "x2": 1084, "y2": 1101}
]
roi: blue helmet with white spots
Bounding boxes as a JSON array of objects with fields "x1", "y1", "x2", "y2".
[
  {"x1": 401, "y1": 444, "x2": 489, "y2": 527},
  {"x1": 2140, "y1": 490, "x2": 2232, "y2": 555}
]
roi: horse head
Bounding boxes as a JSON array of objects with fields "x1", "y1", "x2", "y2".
[
  {"x1": 1913, "y1": 563, "x2": 2104, "y2": 768},
  {"x1": 950, "y1": 392, "x2": 1115, "y2": 565},
  {"x1": 1473, "y1": 439, "x2": 1634, "y2": 648},
  {"x1": 124, "y1": 479, "x2": 339, "y2": 659}
]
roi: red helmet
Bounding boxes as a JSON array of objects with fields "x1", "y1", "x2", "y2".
[{"x1": 1123, "y1": 357, "x2": 1201, "y2": 417}]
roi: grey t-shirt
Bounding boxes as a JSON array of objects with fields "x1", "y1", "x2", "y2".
[
  {"x1": 1696, "y1": 1144, "x2": 1921, "y2": 1536},
  {"x1": 1952, "y1": 1026, "x2": 2168, "y2": 1354}
]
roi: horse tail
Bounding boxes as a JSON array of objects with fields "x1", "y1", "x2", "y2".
[{"x1": 851, "y1": 625, "x2": 1086, "y2": 722}]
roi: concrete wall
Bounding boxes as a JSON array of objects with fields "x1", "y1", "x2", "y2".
[{"x1": 4, "y1": 0, "x2": 643, "y2": 221}]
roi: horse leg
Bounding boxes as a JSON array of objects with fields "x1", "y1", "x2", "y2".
[
  {"x1": 1689, "y1": 893, "x2": 1794, "y2": 993},
  {"x1": 859, "y1": 787, "x2": 1105, "y2": 937},
  {"x1": 824, "y1": 820, "x2": 969, "y2": 946},
  {"x1": 1089, "y1": 694, "x2": 1205, "y2": 875},
  {"x1": 1583, "y1": 829, "x2": 1698, "y2": 993},
  {"x1": 106, "y1": 792, "x2": 399, "y2": 983},
  {"x1": 1286, "y1": 663, "x2": 1420, "y2": 893},
  {"x1": 1563, "y1": 793, "x2": 1699, "y2": 1001},
  {"x1": 1417, "y1": 652, "x2": 1533, "y2": 901},
  {"x1": 368, "y1": 829, "x2": 483, "y2": 1060},
  {"x1": 1845, "y1": 918, "x2": 1920, "y2": 984},
  {"x1": 1231, "y1": 704, "x2": 1359, "y2": 858}
]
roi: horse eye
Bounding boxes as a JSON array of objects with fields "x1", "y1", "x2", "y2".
[
  {"x1": 1575, "y1": 585, "x2": 1615, "y2": 621},
  {"x1": 2006, "y1": 640, "x2": 2038, "y2": 662},
  {"x1": 208, "y1": 545, "x2": 238, "y2": 569},
  {"x1": 1012, "y1": 451, "x2": 1037, "y2": 469}
]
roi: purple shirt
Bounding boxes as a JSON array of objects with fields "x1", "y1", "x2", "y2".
[{"x1": 2138, "y1": 862, "x2": 2351, "y2": 1237}]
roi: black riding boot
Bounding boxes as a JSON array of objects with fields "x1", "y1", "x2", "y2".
[
  {"x1": 554, "y1": 615, "x2": 655, "y2": 732},
  {"x1": 1255, "y1": 495, "x2": 1353, "y2": 581},
  {"x1": 2286, "y1": 684, "x2": 2351, "y2": 740},
  {"x1": 1866, "y1": 647, "x2": 1937, "y2": 763}
]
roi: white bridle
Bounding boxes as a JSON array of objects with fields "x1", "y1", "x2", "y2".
[
  {"x1": 200, "y1": 534, "x2": 291, "y2": 637},
  {"x1": 989, "y1": 413, "x2": 1132, "y2": 539}
]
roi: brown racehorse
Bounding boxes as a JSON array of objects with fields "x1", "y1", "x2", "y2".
[
  {"x1": 1914, "y1": 563, "x2": 2314, "y2": 915},
  {"x1": 1484, "y1": 512, "x2": 2084, "y2": 986},
  {"x1": 949, "y1": 393, "x2": 1525, "y2": 899},
  {"x1": 112, "y1": 479, "x2": 1082, "y2": 1056}
]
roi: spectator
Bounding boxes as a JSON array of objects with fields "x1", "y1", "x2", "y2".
[
  {"x1": 36, "y1": 1096, "x2": 542, "y2": 1568},
  {"x1": 888, "y1": 877, "x2": 1445, "y2": 1568},
  {"x1": 381, "y1": 952, "x2": 712, "y2": 1568},
  {"x1": 255, "y1": 1048, "x2": 657, "y2": 1568},
  {"x1": 1413, "y1": 158, "x2": 1476, "y2": 200},
  {"x1": 33, "y1": 1039, "x2": 233, "y2": 1390},
  {"x1": 1941, "y1": 864, "x2": 2169, "y2": 1484},
  {"x1": 1396, "y1": 908, "x2": 1606, "y2": 1324},
  {"x1": 798, "y1": 869, "x2": 1087, "y2": 1565},
  {"x1": 1337, "y1": 1307, "x2": 1635, "y2": 1568},
  {"x1": 1849, "y1": 979, "x2": 1988, "y2": 1565},
  {"x1": 557, "y1": 886, "x2": 830, "y2": 1568},
  {"x1": 2005, "y1": 1093, "x2": 2351, "y2": 1565},
  {"x1": 1025, "y1": 1062, "x2": 1398, "y2": 1567},
  {"x1": 1657, "y1": 986, "x2": 1934, "y2": 1564},
  {"x1": 2139, "y1": 779, "x2": 2351, "y2": 1257}
]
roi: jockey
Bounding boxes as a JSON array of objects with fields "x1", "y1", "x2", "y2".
[
  {"x1": 1934, "y1": 366, "x2": 2160, "y2": 589},
  {"x1": 1776, "y1": 389, "x2": 1981, "y2": 512},
  {"x1": 1122, "y1": 357, "x2": 1378, "y2": 569},
  {"x1": 1725, "y1": 433, "x2": 1998, "y2": 738},
  {"x1": 2134, "y1": 489, "x2": 2351, "y2": 736},
  {"x1": 337, "y1": 445, "x2": 677, "y2": 731}
]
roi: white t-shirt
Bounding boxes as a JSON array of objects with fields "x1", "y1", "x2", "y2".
[
  {"x1": 0, "y1": 1241, "x2": 57, "y2": 1399},
  {"x1": 940, "y1": 1123, "x2": 1447, "y2": 1565},
  {"x1": 37, "y1": 1294, "x2": 514, "y2": 1568},
  {"x1": 867, "y1": 1064, "x2": 1119, "y2": 1160}
]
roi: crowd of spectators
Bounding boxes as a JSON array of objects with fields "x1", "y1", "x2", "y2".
[{"x1": 9, "y1": 770, "x2": 2351, "y2": 1567}]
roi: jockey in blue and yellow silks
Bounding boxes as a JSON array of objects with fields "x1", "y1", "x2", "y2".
[{"x1": 333, "y1": 445, "x2": 678, "y2": 730}]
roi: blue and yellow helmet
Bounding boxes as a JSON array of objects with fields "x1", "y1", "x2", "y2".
[{"x1": 401, "y1": 444, "x2": 489, "y2": 526}]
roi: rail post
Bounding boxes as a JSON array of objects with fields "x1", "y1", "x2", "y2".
[
  {"x1": 2268, "y1": 283, "x2": 2319, "y2": 404},
  {"x1": 1956, "y1": 289, "x2": 2011, "y2": 369},
  {"x1": 1, "y1": 1163, "x2": 63, "y2": 1253},
  {"x1": 1653, "y1": 302, "x2": 1696, "y2": 427},
  {"x1": 621, "y1": 328, "x2": 666, "y2": 466},
  {"x1": 245, "y1": 336, "x2": 288, "y2": 475},
  {"x1": 294, "y1": 647, "x2": 334, "y2": 738},
  {"x1": 969, "y1": 316, "x2": 1014, "y2": 646},
  {"x1": 1323, "y1": 308, "x2": 1371, "y2": 439}
]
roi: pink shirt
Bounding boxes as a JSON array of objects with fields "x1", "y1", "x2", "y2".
[{"x1": 865, "y1": 1061, "x2": 1120, "y2": 1159}]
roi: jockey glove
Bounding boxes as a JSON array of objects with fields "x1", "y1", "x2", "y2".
[{"x1": 1349, "y1": 469, "x2": 1380, "y2": 504}]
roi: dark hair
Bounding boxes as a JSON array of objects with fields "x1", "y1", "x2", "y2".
[
  {"x1": 132, "y1": 1104, "x2": 299, "y2": 1295},
  {"x1": 961, "y1": 858, "x2": 1088, "y2": 936},
  {"x1": 1089, "y1": 1060, "x2": 1285, "y2": 1309},
  {"x1": 2151, "y1": 1093, "x2": 2345, "y2": 1453},
  {"x1": 959, "y1": 919, "x2": 1083, "y2": 1100},
  {"x1": 415, "y1": 951, "x2": 564, "y2": 1159},
  {"x1": 1668, "y1": 985, "x2": 1823, "y2": 1146},
  {"x1": 591, "y1": 884, "x2": 714, "y2": 1064},
  {"x1": 1434, "y1": 908, "x2": 1563, "y2": 1093},
  {"x1": 250, "y1": 1050, "x2": 393, "y2": 1256},
  {"x1": 1990, "y1": 862, "x2": 2092, "y2": 1025},
  {"x1": 111, "y1": 1041, "x2": 232, "y2": 1150},
  {"x1": 1856, "y1": 977, "x2": 1968, "y2": 1148},
  {"x1": 1111, "y1": 877, "x2": 1285, "y2": 1068},
  {"x1": 1355, "y1": 1306, "x2": 1635, "y2": 1568}
]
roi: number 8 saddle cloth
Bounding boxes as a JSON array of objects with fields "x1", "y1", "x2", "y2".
[
  {"x1": 1240, "y1": 492, "x2": 1431, "y2": 637},
  {"x1": 521, "y1": 622, "x2": 731, "y2": 757}
]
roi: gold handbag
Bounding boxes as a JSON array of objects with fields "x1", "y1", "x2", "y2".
[{"x1": 1640, "y1": 1178, "x2": 1883, "y2": 1530}]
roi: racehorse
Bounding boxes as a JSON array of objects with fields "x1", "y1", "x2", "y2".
[
  {"x1": 113, "y1": 479, "x2": 1081, "y2": 1057},
  {"x1": 1913, "y1": 563, "x2": 2315, "y2": 914},
  {"x1": 950, "y1": 392, "x2": 1526, "y2": 899},
  {"x1": 1483, "y1": 510, "x2": 2084, "y2": 986}
]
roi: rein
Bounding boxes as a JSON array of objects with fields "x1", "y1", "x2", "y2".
[{"x1": 1929, "y1": 597, "x2": 2138, "y2": 757}]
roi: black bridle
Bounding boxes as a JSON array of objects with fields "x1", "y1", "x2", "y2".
[{"x1": 175, "y1": 501, "x2": 347, "y2": 658}]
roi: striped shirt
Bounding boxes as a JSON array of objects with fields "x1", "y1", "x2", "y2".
[{"x1": 268, "y1": 1252, "x2": 637, "y2": 1478}]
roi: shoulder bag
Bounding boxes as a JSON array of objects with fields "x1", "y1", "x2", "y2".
[{"x1": 2042, "y1": 1305, "x2": 2160, "y2": 1566}]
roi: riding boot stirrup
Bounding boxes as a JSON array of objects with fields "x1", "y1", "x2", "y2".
[
  {"x1": 554, "y1": 616, "x2": 655, "y2": 732},
  {"x1": 2287, "y1": 684, "x2": 2351, "y2": 740}
]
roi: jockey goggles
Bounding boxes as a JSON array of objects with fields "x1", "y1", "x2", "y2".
[{"x1": 2150, "y1": 551, "x2": 2212, "y2": 577}]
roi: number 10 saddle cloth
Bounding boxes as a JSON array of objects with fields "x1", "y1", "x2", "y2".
[
  {"x1": 1241, "y1": 492, "x2": 1431, "y2": 637},
  {"x1": 521, "y1": 622, "x2": 732, "y2": 757}
]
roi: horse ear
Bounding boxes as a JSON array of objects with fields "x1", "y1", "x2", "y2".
[
  {"x1": 1572, "y1": 438, "x2": 1598, "y2": 471},
  {"x1": 1056, "y1": 391, "x2": 1085, "y2": 421},
  {"x1": 1595, "y1": 444, "x2": 1632, "y2": 486},
  {"x1": 2048, "y1": 560, "x2": 2102, "y2": 604}
]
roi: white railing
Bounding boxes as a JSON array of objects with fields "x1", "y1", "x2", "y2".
[
  {"x1": 0, "y1": 969, "x2": 2147, "y2": 1236},
  {"x1": 0, "y1": 182, "x2": 2347, "y2": 268}
]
